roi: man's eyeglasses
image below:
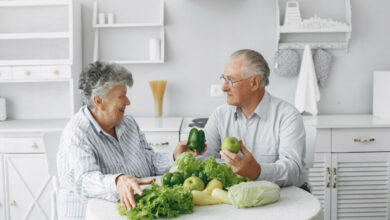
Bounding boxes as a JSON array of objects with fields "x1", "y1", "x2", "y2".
[{"x1": 219, "y1": 74, "x2": 253, "y2": 88}]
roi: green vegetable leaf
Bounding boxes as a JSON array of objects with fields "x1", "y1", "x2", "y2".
[{"x1": 117, "y1": 183, "x2": 193, "y2": 220}]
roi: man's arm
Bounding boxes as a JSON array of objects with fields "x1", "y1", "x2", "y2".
[{"x1": 258, "y1": 112, "x2": 305, "y2": 186}]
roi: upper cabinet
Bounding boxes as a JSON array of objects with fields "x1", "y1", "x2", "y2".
[
  {"x1": 92, "y1": 0, "x2": 165, "y2": 64},
  {"x1": 276, "y1": 0, "x2": 352, "y2": 51},
  {"x1": 0, "y1": 0, "x2": 82, "y2": 119}
]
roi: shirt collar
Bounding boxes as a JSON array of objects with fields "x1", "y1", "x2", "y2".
[
  {"x1": 234, "y1": 92, "x2": 270, "y2": 120},
  {"x1": 82, "y1": 106, "x2": 126, "y2": 139}
]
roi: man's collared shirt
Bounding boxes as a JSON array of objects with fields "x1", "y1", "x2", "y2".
[
  {"x1": 57, "y1": 106, "x2": 173, "y2": 220},
  {"x1": 203, "y1": 92, "x2": 305, "y2": 187}
]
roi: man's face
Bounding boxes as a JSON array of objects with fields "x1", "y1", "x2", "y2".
[
  {"x1": 222, "y1": 56, "x2": 252, "y2": 107},
  {"x1": 101, "y1": 84, "x2": 130, "y2": 125}
]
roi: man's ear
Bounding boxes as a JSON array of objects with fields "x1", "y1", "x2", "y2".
[
  {"x1": 251, "y1": 75, "x2": 261, "y2": 91},
  {"x1": 93, "y1": 95, "x2": 104, "y2": 110}
]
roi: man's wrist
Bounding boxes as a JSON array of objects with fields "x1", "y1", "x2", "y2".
[
  {"x1": 251, "y1": 162, "x2": 261, "y2": 180},
  {"x1": 115, "y1": 174, "x2": 124, "y2": 186}
]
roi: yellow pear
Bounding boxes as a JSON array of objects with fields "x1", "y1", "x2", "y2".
[
  {"x1": 202, "y1": 179, "x2": 223, "y2": 195},
  {"x1": 211, "y1": 188, "x2": 232, "y2": 204},
  {"x1": 192, "y1": 190, "x2": 221, "y2": 206}
]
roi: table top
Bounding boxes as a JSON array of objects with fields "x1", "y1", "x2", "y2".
[{"x1": 86, "y1": 180, "x2": 323, "y2": 220}]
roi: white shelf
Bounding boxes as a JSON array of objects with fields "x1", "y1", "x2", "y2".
[
  {"x1": 0, "y1": 32, "x2": 70, "y2": 40},
  {"x1": 280, "y1": 25, "x2": 352, "y2": 33},
  {"x1": 278, "y1": 42, "x2": 348, "y2": 50},
  {"x1": 92, "y1": 1, "x2": 165, "y2": 63},
  {"x1": 103, "y1": 60, "x2": 164, "y2": 64},
  {"x1": 0, "y1": 0, "x2": 70, "y2": 7},
  {"x1": 94, "y1": 23, "x2": 163, "y2": 28},
  {"x1": 0, "y1": 78, "x2": 72, "y2": 83},
  {"x1": 276, "y1": 0, "x2": 352, "y2": 51},
  {"x1": 0, "y1": 59, "x2": 71, "y2": 66}
]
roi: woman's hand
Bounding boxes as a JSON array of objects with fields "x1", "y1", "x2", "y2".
[
  {"x1": 173, "y1": 141, "x2": 207, "y2": 160},
  {"x1": 115, "y1": 175, "x2": 155, "y2": 210}
]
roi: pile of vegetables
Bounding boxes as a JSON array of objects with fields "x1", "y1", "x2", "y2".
[
  {"x1": 169, "y1": 152, "x2": 246, "y2": 187},
  {"x1": 117, "y1": 152, "x2": 280, "y2": 219},
  {"x1": 117, "y1": 183, "x2": 193, "y2": 220}
]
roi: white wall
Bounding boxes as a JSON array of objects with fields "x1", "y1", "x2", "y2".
[{"x1": 60, "y1": 0, "x2": 390, "y2": 117}]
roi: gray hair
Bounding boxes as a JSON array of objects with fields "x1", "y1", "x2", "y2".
[
  {"x1": 230, "y1": 49, "x2": 270, "y2": 87},
  {"x1": 78, "y1": 61, "x2": 133, "y2": 109}
]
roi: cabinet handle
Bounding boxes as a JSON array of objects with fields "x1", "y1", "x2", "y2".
[
  {"x1": 326, "y1": 167, "x2": 331, "y2": 188},
  {"x1": 333, "y1": 168, "x2": 337, "y2": 188},
  {"x1": 24, "y1": 70, "x2": 31, "y2": 76},
  {"x1": 354, "y1": 138, "x2": 375, "y2": 143},
  {"x1": 32, "y1": 143, "x2": 38, "y2": 149},
  {"x1": 53, "y1": 70, "x2": 60, "y2": 75},
  {"x1": 148, "y1": 142, "x2": 169, "y2": 147},
  {"x1": 9, "y1": 200, "x2": 16, "y2": 206}
]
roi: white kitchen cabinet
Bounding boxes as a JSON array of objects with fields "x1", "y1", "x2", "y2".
[
  {"x1": 134, "y1": 117, "x2": 182, "y2": 155},
  {"x1": 0, "y1": 155, "x2": 5, "y2": 220},
  {"x1": 4, "y1": 154, "x2": 52, "y2": 220},
  {"x1": 305, "y1": 115, "x2": 390, "y2": 220}
]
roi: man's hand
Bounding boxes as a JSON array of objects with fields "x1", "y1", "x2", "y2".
[
  {"x1": 115, "y1": 175, "x2": 155, "y2": 210},
  {"x1": 173, "y1": 141, "x2": 207, "y2": 160},
  {"x1": 220, "y1": 141, "x2": 261, "y2": 180}
]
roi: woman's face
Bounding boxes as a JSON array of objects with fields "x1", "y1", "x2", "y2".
[{"x1": 101, "y1": 84, "x2": 130, "y2": 125}]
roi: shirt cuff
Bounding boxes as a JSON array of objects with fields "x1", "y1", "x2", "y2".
[{"x1": 257, "y1": 163, "x2": 275, "y2": 181}]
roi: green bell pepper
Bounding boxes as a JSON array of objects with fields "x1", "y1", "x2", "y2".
[
  {"x1": 187, "y1": 128, "x2": 205, "y2": 152},
  {"x1": 161, "y1": 172, "x2": 184, "y2": 187}
]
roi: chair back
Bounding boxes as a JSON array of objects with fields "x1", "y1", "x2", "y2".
[
  {"x1": 43, "y1": 131, "x2": 62, "y2": 177},
  {"x1": 304, "y1": 125, "x2": 317, "y2": 169}
]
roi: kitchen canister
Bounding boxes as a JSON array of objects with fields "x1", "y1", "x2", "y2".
[
  {"x1": 98, "y1": 13, "x2": 105, "y2": 25},
  {"x1": 149, "y1": 38, "x2": 161, "y2": 60},
  {"x1": 0, "y1": 96, "x2": 6, "y2": 121},
  {"x1": 107, "y1": 13, "x2": 115, "y2": 24}
]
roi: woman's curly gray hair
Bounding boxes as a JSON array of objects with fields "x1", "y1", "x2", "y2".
[{"x1": 78, "y1": 61, "x2": 133, "y2": 109}]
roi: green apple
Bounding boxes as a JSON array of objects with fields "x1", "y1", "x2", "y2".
[
  {"x1": 221, "y1": 136, "x2": 240, "y2": 153},
  {"x1": 183, "y1": 176, "x2": 205, "y2": 191}
]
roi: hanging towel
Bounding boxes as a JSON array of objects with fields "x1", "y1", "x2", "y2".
[{"x1": 294, "y1": 45, "x2": 320, "y2": 115}]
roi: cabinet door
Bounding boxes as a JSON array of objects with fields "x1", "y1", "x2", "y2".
[
  {"x1": 0, "y1": 155, "x2": 5, "y2": 220},
  {"x1": 332, "y1": 152, "x2": 390, "y2": 220},
  {"x1": 4, "y1": 154, "x2": 52, "y2": 220},
  {"x1": 308, "y1": 153, "x2": 332, "y2": 220}
]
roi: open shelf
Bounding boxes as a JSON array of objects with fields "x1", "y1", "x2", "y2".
[
  {"x1": 0, "y1": 32, "x2": 70, "y2": 40},
  {"x1": 0, "y1": 59, "x2": 71, "y2": 66},
  {"x1": 280, "y1": 25, "x2": 352, "y2": 33},
  {"x1": 0, "y1": 0, "x2": 70, "y2": 7},
  {"x1": 94, "y1": 23, "x2": 163, "y2": 28},
  {"x1": 92, "y1": 1, "x2": 165, "y2": 64},
  {"x1": 0, "y1": 78, "x2": 72, "y2": 83}
]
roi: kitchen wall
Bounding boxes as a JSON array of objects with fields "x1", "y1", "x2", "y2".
[{"x1": 80, "y1": 0, "x2": 390, "y2": 117}]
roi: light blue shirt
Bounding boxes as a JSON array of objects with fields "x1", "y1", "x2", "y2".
[
  {"x1": 202, "y1": 92, "x2": 305, "y2": 187},
  {"x1": 57, "y1": 106, "x2": 173, "y2": 220}
]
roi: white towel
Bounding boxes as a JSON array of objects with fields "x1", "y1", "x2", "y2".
[{"x1": 294, "y1": 45, "x2": 320, "y2": 115}]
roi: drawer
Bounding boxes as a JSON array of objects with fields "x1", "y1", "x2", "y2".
[
  {"x1": 314, "y1": 129, "x2": 331, "y2": 153},
  {"x1": 12, "y1": 65, "x2": 71, "y2": 80},
  {"x1": 0, "y1": 67, "x2": 12, "y2": 80},
  {"x1": 143, "y1": 131, "x2": 179, "y2": 154},
  {"x1": 0, "y1": 137, "x2": 45, "y2": 153},
  {"x1": 332, "y1": 128, "x2": 390, "y2": 152}
]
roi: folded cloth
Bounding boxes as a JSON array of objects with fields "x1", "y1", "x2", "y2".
[{"x1": 294, "y1": 45, "x2": 320, "y2": 115}]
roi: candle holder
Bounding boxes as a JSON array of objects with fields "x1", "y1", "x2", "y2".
[{"x1": 149, "y1": 80, "x2": 167, "y2": 117}]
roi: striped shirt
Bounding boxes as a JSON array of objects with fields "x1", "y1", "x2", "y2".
[
  {"x1": 57, "y1": 106, "x2": 173, "y2": 220},
  {"x1": 201, "y1": 92, "x2": 305, "y2": 187}
]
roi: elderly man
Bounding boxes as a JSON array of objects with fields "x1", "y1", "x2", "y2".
[
  {"x1": 203, "y1": 49, "x2": 306, "y2": 188},
  {"x1": 57, "y1": 61, "x2": 198, "y2": 220}
]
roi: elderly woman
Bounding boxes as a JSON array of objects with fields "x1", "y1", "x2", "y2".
[{"x1": 57, "y1": 61, "x2": 199, "y2": 220}]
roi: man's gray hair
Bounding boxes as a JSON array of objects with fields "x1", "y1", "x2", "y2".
[
  {"x1": 230, "y1": 49, "x2": 270, "y2": 87},
  {"x1": 78, "y1": 61, "x2": 133, "y2": 109}
]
